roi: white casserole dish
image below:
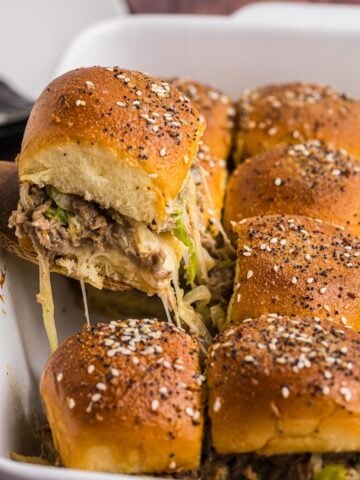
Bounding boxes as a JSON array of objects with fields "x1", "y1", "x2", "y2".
[{"x1": 2, "y1": 4, "x2": 360, "y2": 478}]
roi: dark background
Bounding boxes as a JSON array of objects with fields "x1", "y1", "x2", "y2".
[{"x1": 127, "y1": 0, "x2": 360, "y2": 14}]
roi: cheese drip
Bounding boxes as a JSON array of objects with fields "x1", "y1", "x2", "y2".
[{"x1": 37, "y1": 255, "x2": 58, "y2": 352}]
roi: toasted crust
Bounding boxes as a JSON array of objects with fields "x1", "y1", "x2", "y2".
[
  {"x1": 228, "y1": 215, "x2": 360, "y2": 330},
  {"x1": 224, "y1": 141, "x2": 360, "y2": 238},
  {"x1": 235, "y1": 82, "x2": 360, "y2": 162},
  {"x1": 18, "y1": 67, "x2": 205, "y2": 227},
  {"x1": 168, "y1": 77, "x2": 235, "y2": 160},
  {"x1": 40, "y1": 318, "x2": 204, "y2": 474},
  {"x1": 208, "y1": 315, "x2": 360, "y2": 455}
]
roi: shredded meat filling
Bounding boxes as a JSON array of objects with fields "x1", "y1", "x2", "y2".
[
  {"x1": 10, "y1": 184, "x2": 169, "y2": 279},
  {"x1": 202, "y1": 450, "x2": 360, "y2": 480}
]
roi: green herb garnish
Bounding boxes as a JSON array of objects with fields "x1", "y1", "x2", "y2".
[
  {"x1": 172, "y1": 210, "x2": 197, "y2": 284},
  {"x1": 314, "y1": 465, "x2": 347, "y2": 480}
]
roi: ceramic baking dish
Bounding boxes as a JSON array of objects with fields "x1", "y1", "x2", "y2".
[{"x1": 2, "y1": 4, "x2": 360, "y2": 479}]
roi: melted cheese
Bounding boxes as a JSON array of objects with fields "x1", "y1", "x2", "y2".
[
  {"x1": 80, "y1": 279, "x2": 90, "y2": 326},
  {"x1": 36, "y1": 255, "x2": 58, "y2": 353}
]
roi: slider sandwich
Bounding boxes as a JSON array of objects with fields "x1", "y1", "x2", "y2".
[
  {"x1": 8, "y1": 67, "x2": 222, "y2": 349},
  {"x1": 227, "y1": 215, "x2": 360, "y2": 331},
  {"x1": 40, "y1": 318, "x2": 204, "y2": 475},
  {"x1": 85, "y1": 78, "x2": 236, "y2": 328},
  {"x1": 206, "y1": 315, "x2": 360, "y2": 479},
  {"x1": 235, "y1": 82, "x2": 360, "y2": 162},
  {"x1": 168, "y1": 79, "x2": 236, "y2": 327},
  {"x1": 224, "y1": 140, "x2": 360, "y2": 239}
]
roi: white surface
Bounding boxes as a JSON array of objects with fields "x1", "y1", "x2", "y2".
[
  {"x1": 0, "y1": 0, "x2": 128, "y2": 100},
  {"x1": 2, "y1": 5, "x2": 360, "y2": 479},
  {"x1": 232, "y1": 1, "x2": 360, "y2": 29}
]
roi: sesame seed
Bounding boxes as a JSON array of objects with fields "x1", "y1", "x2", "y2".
[
  {"x1": 322, "y1": 386, "x2": 330, "y2": 395},
  {"x1": 152, "y1": 125, "x2": 159, "y2": 132},
  {"x1": 319, "y1": 287, "x2": 328, "y2": 294},
  {"x1": 111, "y1": 368, "x2": 120, "y2": 377},
  {"x1": 151, "y1": 399, "x2": 159, "y2": 411},
  {"x1": 185, "y1": 407, "x2": 194, "y2": 417},
  {"x1": 87, "y1": 365, "x2": 95, "y2": 374},
  {"x1": 332, "y1": 169, "x2": 341, "y2": 176},
  {"x1": 160, "y1": 147, "x2": 167, "y2": 157},
  {"x1": 213, "y1": 397, "x2": 222, "y2": 412},
  {"x1": 169, "y1": 461, "x2": 177, "y2": 470},
  {"x1": 132, "y1": 356, "x2": 139, "y2": 365},
  {"x1": 96, "y1": 382, "x2": 107, "y2": 391},
  {"x1": 274, "y1": 178, "x2": 282, "y2": 187},
  {"x1": 67, "y1": 398, "x2": 76, "y2": 409},
  {"x1": 281, "y1": 386, "x2": 290, "y2": 399},
  {"x1": 246, "y1": 270, "x2": 253, "y2": 279},
  {"x1": 116, "y1": 101, "x2": 125, "y2": 107},
  {"x1": 291, "y1": 276, "x2": 298, "y2": 285},
  {"x1": 91, "y1": 393, "x2": 101, "y2": 402},
  {"x1": 136, "y1": 90, "x2": 142, "y2": 96},
  {"x1": 56, "y1": 373, "x2": 63, "y2": 382},
  {"x1": 274, "y1": 265, "x2": 280, "y2": 273},
  {"x1": 85, "y1": 80, "x2": 94, "y2": 88},
  {"x1": 340, "y1": 386, "x2": 352, "y2": 402},
  {"x1": 75, "y1": 99, "x2": 86, "y2": 106},
  {"x1": 183, "y1": 154, "x2": 189, "y2": 164},
  {"x1": 159, "y1": 386, "x2": 168, "y2": 395},
  {"x1": 307, "y1": 278, "x2": 314, "y2": 284},
  {"x1": 149, "y1": 173, "x2": 158, "y2": 179},
  {"x1": 268, "y1": 126, "x2": 278, "y2": 136},
  {"x1": 244, "y1": 355, "x2": 255, "y2": 363}
]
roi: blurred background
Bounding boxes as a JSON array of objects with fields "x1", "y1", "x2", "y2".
[{"x1": 1, "y1": 0, "x2": 359, "y2": 160}]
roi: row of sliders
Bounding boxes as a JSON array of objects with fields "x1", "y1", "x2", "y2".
[{"x1": 2, "y1": 69, "x2": 360, "y2": 477}]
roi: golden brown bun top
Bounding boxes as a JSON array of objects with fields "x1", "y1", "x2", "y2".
[
  {"x1": 229, "y1": 215, "x2": 360, "y2": 330},
  {"x1": 235, "y1": 82, "x2": 360, "y2": 161},
  {"x1": 224, "y1": 140, "x2": 360, "y2": 237},
  {"x1": 41, "y1": 317, "x2": 203, "y2": 438},
  {"x1": 210, "y1": 314, "x2": 360, "y2": 413},
  {"x1": 169, "y1": 77, "x2": 235, "y2": 160},
  {"x1": 19, "y1": 67, "x2": 204, "y2": 202},
  {"x1": 208, "y1": 315, "x2": 360, "y2": 455}
]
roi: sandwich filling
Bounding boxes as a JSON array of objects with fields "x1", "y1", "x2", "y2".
[{"x1": 11, "y1": 183, "x2": 181, "y2": 291}]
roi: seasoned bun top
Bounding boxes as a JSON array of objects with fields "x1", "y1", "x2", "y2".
[
  {"x1": 40, "y1": 318, "x2": 204, "y2": 473},
  {"x1": 224, "y1": 140, "x2": 360, "y2": 238},
  {"x1": 18, "y1": 67, "x2": 205, "y2": 227},
  {"x1": 168, "y1": 77, "x2": 235, "y2": 160},
  {"x1": 208, "y1": 314, "x2": 360, "y2": 455},
  {"x1": 235, "y1": 82, "x2": 360, "y2": 161},
  {"x1": 229, "y1": 215, "x2": 360, "y2": 330}
]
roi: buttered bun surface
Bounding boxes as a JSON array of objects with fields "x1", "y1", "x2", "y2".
[
  {"x1": 18, "y1": 67, "x2": 205, "y2": 229},
  {"x1": 235, "y1": 82, "x2": 360, "y2": 162},
  {"x1": 208, "y1": 314, "x2": 360, "y2": 455},
  {"x1": 40, "y1": 318, "x2": 204, "y2": 474},
  {"x1": 228, "y1": 215, "x2": 360, "y2": 330},
  {"x1": 224, "y1": 141, "x2": 360, "y2": 238}
]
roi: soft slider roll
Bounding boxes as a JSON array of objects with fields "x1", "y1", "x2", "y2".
[
  {"x1": 207, "y1": 314, "x2": 360, "y2": 456},
  {"x1": 40, "y1": 318, "x2": 204, "y2": 474}
]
